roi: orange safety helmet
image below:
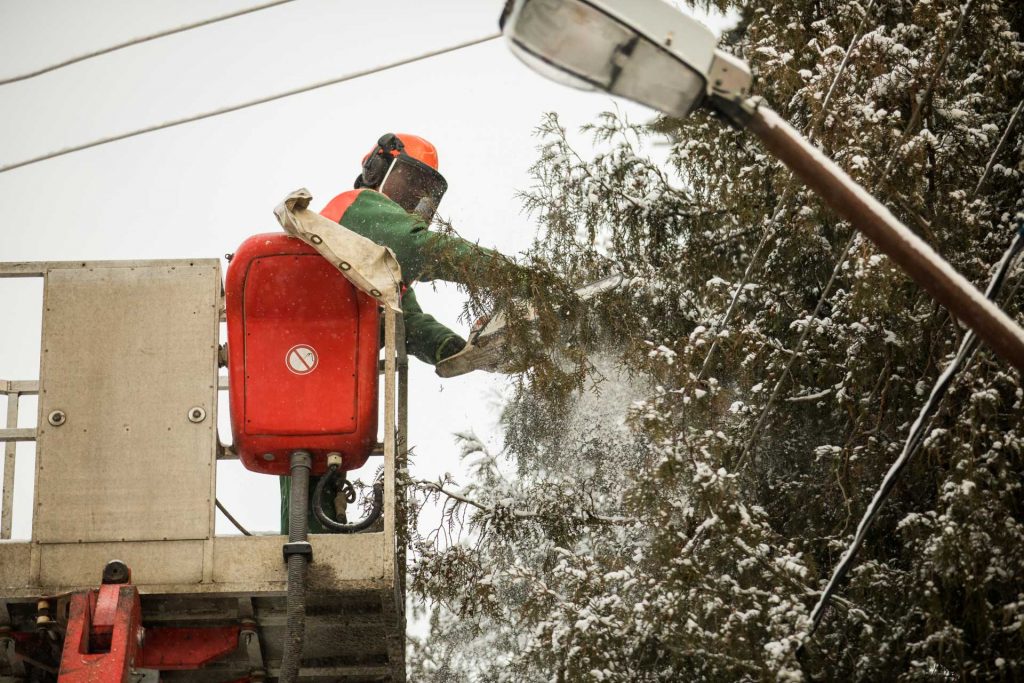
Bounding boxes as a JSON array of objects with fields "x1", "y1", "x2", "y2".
[
  {"x1": 355, "y1": 133, "x2": 448, "y2": 221},
  {"x1": 355, "y1": 133, "x2": 439, "y2": 188}
]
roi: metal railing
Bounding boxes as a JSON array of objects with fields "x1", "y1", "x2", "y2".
[{"x1": 0, "y1": 380, "x2": 37, "y2": 539}]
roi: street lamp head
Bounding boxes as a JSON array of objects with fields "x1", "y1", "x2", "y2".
[
  {"x1": 500, "y1": 0, "x2": 752, "y2": 119},
  {"x1": 499, "y1": 1, "x2": 1024, "y2": 375}
]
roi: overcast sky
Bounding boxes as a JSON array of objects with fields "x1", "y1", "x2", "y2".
[{"x1": 0, "y1": 0, "x2": 730, "y2": 539}]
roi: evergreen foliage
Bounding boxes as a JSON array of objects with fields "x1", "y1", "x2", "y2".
[{"x1": 409, "y1": 0, "x2": 1024, "y2": 679}]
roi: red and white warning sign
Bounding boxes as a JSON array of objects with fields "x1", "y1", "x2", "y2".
[{"x1": 285, "y1": 344, "x2": 318, "y2": 375}]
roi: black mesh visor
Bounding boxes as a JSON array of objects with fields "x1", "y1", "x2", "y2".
[{"x1": 380, "y1": 155, "x2": 448, "y2": 221}]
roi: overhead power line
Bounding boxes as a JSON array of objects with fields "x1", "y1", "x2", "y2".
[
  {"x1": 805, "y1": 223, "x2": 1024, "y2": 637},
  {"x1": 0, "y1": 32, "x2": 502, "y2": 175},
  {"x1": 0, "y1": 0, "x2": 299, "y2": 86}
]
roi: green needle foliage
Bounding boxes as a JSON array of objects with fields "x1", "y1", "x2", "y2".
[{"x1": 408, "y1": 1, "x2": 1024, "y2": 680}]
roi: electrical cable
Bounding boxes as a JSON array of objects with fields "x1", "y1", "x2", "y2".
[
  {"x1": 0, "y1": 32, "x2": 501, "y2": 175},
  {"x1": 0, "y1": 0, "x2": 299, "y2": 86},
  {"x1": 805, "y1": 222, "x2": 1024, "y2": 637},
  {"x1": 215, "y1": 498, "x2": 253, "y2": 536}
]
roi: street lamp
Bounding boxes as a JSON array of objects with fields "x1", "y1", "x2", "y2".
[{"x1": 499, "y1": 0, "x2": 1024, "y2": 372}]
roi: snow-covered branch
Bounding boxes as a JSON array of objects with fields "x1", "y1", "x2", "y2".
[{"x1": 401, "y1": 474, "x2": 636, "y2": 526}]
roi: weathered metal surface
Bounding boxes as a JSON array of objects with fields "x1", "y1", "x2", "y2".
[
  {"x1": 380, "y1": 307, "x2": 407, "y2": 679},
  {"x1": 1, "y1": 397, "x2": 18, "y2": 540},
  {"x1": 1, "y1": 534, "x2": 388, "y2": 597},
  {"x1": 4, "y1": 585, "x2": 399, "y2": 681},
  {"x1": 1, "y1": 630, "x2": 26, "y2": 677},
  {"x1": 0, "y1": 429, "x2": 34, "y2": 443},
  {"x1": 39, "y1": 541, "x2": 206, "y2": 589},
  {"x1": 213, "y1": 534, "x2": 385, "y2": 586},
  {"x1": 382, "y1": 308, "x2": 397, "y2": 587},
  {"x1": 0, "y1": 260, "x2": 220, "y2": 278},
  {"x1": 0, "y1": 543, "x2": 30, "y2": 589},
  {"x1": 34, "y1": 262, "x2": 220, "y2": 544},
  {"x1": 0, "y1": 381, "x2": 38, "y2": 395}
]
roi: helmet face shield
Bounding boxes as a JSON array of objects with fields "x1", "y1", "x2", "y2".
[{"x1": 379, "y1": 154, "x2": 448, "y2": 222}]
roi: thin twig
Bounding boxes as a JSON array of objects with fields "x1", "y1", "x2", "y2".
[
  {"x1": 402, "y1": 475, "x2": 636, "y2": 526},
  {"x1": 808, "y1": 0, "x2": 878, "y2": 144},
  {"x1": 973, "y1": 99, "x2": 1024, "y2": 197},
  {"x1": 737, "y1": 0, "x2": 976, "y2": 470},
  {"x1": 736, "y1": 231, "x2": 858, "y2": 470},
  {"x1": 784, "y1": 388, "x2": 834, "y2": 403},
  {"x1": 696, "y1": 0, "x2": 877, "y2": 378}
]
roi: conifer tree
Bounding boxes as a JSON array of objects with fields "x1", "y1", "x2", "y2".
[{"x1": 409, "y1": 0, "x2": 1024, "y2": 679}]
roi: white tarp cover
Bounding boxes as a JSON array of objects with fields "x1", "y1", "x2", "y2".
[{"x1": 274, "y1": 188, "x2": 403, "y2": 311}]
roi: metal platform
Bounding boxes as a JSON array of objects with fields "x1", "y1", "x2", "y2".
[{"x1": 0, "y1": 259, "x2": 408, "y2": 682}]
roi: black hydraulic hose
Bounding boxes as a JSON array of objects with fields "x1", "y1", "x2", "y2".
[
  {"x1": 313, "y1": 464, "x2": 384, "y2": 534},
  {"x1": 280, "y1": 451, "x2": 311, "y2": 683}
]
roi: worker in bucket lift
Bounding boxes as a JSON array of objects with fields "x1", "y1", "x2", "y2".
[
  {"x1": 282, "y1": 132, "x2": 528, "y2": 533},
  {"x1": 320, "y1": 132, "x2": 528, "y2": 367}
]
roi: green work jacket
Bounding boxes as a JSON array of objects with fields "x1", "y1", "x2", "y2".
[{"x1": 320, "y1": 188, "x2": 502, "y2": 286}]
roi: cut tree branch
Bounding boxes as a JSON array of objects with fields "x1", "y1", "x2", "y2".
[{"x1": 401, "y1": 475, "x2": 636, "y2": 526}]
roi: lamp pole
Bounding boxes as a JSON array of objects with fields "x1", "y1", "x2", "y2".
[{"x1": 744, "y1": 104, "x2": 1024, "y2": 372}]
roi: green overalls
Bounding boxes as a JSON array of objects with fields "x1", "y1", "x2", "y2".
[{"x1": 279, "y1": 188, "x2": 516, "y2": 533}]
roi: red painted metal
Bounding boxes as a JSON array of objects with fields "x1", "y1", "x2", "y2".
[
  {"x1": 136, "y1": 626, "x2": 239, "y2": 670},
  {"x1": 58, "y1": 585, "x2": 142, "y2": 682},
  {"x1": 89, "y1": 584, "x2": 122, "y2": 652},
  {"x1": 226, "y1": 233, "x2": 380, "y2": 475},
  {"x1": 56, "y1": 567, "x2": 242, "y2": 681}
]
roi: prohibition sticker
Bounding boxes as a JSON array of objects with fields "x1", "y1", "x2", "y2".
[{"x1": 286, "y1": 344, "x2": 318, "y2": 375}]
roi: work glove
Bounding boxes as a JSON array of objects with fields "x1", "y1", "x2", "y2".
[{"x1": 435, "y1": 336, "x2": 467, "y2": 363}]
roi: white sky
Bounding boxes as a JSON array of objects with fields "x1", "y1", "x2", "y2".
[{"x1": 0, "y1": 0, "x2": 730, "y2": 543}]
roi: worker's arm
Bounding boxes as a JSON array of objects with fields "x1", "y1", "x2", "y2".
[
  {"x1": 329, "y1": 189, "x2": 535, "y2": 297},
  {"x1": 413, "y1": 228, "x2": 535, "y2": 300},
  {"x1": 400, "y1": 287, "x2": 466, "y2": 365}
]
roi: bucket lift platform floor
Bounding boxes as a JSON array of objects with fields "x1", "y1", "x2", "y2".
[{"x1": 0, "y1": 533, "x2": 406, "y2": 682}]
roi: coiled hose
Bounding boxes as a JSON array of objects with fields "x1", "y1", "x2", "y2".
[
  {"x1": 280, "y1": 451, "x2": 311, "y2": 683},
  {"x1": 312, "y1": 463, "x2": 384, "y2": 534}
]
